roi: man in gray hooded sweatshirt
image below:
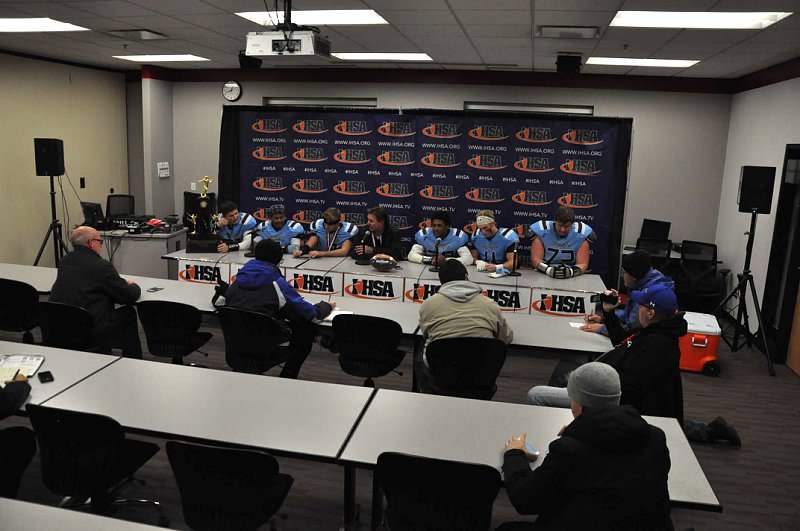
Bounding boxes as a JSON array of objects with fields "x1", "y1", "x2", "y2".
[{"x1": 418, "y1": 259, "x2": 513, "y2": 362}]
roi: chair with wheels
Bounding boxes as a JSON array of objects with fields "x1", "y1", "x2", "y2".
[
  {"x1": 217, "y1": 307, "x2": 292, "y2": 374},
  {"x1": 137, "y1": 301, "x2": 211, "y2": 365},
  {"x1": 37, "y1": 301, "x2": 104, "y2": 352},
  {"x1": 0, "y1": 279, "x2": 39, "y2": 343},
  {"x1": 417, "y1": 338, "x2": 507, "y2": 400},
  {"x1": 635, "y1": 238, "x2": 672, "y2": 271},
  {"x1": 332, "y1": 314, "x2": 405, "y2": 387}
]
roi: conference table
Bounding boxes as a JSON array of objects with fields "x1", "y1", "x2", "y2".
[
  {"x1": 340, "y1": 389, "x2": 722, "y2": 528},
  {"x1": 0, "y1": 498, "x2": 166, "y2": 531}
]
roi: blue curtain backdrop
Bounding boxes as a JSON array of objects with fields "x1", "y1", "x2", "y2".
[{"x1": 218, "y1": 106, "x2": 631, "y2": 283}]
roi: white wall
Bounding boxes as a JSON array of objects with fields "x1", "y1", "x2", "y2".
[
  {"x1": 715, "y1": 77, "x2": 800, "y2": 329},
  {"x1": 172, "y1": 81, "x2": 732, "y2": 244},
  {"x1": 126, "y1": 80, "x2": 144, "y2": 213},
  {"x1": 0, "y1": 53, "x2": 128, "y2": 266},
  {"x1": 142, "y1": 78, "x2": 175, "y2": 217}
]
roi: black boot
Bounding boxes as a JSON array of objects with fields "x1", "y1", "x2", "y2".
[{"x1": 707, "y1": 417, "x2": 742, "y2": 447}]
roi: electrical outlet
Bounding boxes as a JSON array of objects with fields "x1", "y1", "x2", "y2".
[
  {"x1": 190, "y1": 181, "x2": 197, "y2": 191},
  {"x1": 79, "y1": 177, "x2": 86, "y2": 189}
]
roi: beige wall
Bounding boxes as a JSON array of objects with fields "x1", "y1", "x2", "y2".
[
  {"x1": 172, "y1": 81, "x2": 731, "y2": 245},
  {"x1": 0, "y1": 53, "x2": 128, "y2": 266}
]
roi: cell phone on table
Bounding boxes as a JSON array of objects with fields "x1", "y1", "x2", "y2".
[
  {"x1": 146, "y1": 287, "x2": 164, "y2": 293},
  {"x1": 37, "y1": 371, "x2": 54, "y2": 383}
]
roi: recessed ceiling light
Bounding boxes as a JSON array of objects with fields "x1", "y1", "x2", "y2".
[
  {"x1": 586, "y1": 57, "x2": 699, "y2": 68},
  {"x1": 236, "y1": 10, "x2": 388, "y2": 26},
  {"x1": 112, "y1": 55, "x2": 209, "y2": 62},
  {"x1": 332, "y1": 53, "x2": 432, "y2": 61},
  {"x1": 0, "y1": 18, "x2": 89, "y2": 32},
  {"x1": 610, "y1": 11, "x2": 792, "y2": 29}
]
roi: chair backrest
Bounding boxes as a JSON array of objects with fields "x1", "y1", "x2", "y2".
[
  {"x1": 333, "y1": 314, "x2": 403, "y2": 371},
  {"x1": 639, "y1": 218, "x2": 671, "y2": 240},
  {"x1": 635, "y1": 238, "x2": 672, "y2": 259},
  {"x1": 0, "y1": 278, "x2": 39, "y2": 332},
  {"x1": 166, "y1": 441, "x2": 287, "y2": 531},
  {"x1": 26, "y1": 404, "x2": 125, "y2": 498},
  {"x1": 377, "y1": 452, "x2": 501, "y2": 531},
  {"x1": 425, "y1": 338, "x2": 507, "y2": 399},
  {"x1": 217, "y1": 306, "x2": 292, "y2": 373},
  {"x1": 137, "y1": 300, "x2": 202, "y2": 358},
  {"x1": 38, "y1": 301, "x2": 95, "y2": 351},
  {"x1": 680, "y1": 240, "x2": 717, "y2": 264},
  {"x1": 106, "y1": 194, "x2": 135, "y2": 218}
]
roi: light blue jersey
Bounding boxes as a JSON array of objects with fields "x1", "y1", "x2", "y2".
[
  {"x1": 415, "y1": 227, "x2": 469, "y2": 257},
  {"x1": 257, "y1": 219, "x2": 305, "y2": 248},
  {"x1": 310, "y1": 219, "x2": 359, "y2": 251},
  {"x1": 471, "y1": 227, "x2": 519, "y2": 263},
  {"x1": 530, "y1": 220, "x2": 592, "y2": 265},
  {"x1": 217, "y1": 212, "x2": 257, "y2": 242}
]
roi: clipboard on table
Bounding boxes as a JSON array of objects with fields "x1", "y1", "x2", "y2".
[{"x1": 0, "y1": 354, "x2": 45, "y2": 380}]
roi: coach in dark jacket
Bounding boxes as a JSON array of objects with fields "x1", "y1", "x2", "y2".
[
  {"x1": 601, "y1": 283, "x2": 686, "y2": 423},
  {"x1": 0, "y1": 373, "x2": 36, "y2": 497},
  {"x1": 224, "y1": 239, "x2": 333, "y2": 378},
  {"x1": 50, "y1": 226, "x2": 142, "y2": 357},
  {"x1": 502, "y1": 363, "x2": 673, "y2": 531},
  {"x1": 352, "y1": 206, "x2": 403, "y2": 262}
]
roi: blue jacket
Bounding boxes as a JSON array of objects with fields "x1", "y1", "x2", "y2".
[
  {"x1": 610, "y1": 269, "x2": 675, "y2": 334},
  {"x1": 225, "y1": 259, "x2": 324, "y2": 321}
]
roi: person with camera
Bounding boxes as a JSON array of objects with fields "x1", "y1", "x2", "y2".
[{"x1": 528, "y1": 284, "x2": 686, "y2": 423}]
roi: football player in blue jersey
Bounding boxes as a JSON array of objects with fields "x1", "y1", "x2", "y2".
[
  {"x1": 470, "y1": 209, "x2": 519, "y2": 274},
  {"x1": 408, "y1": 210, "x2": 473, "y2": 266},
  {"x1": 255, "y1": 204, "x2": 305, "y2": 253},
  {"x1": 216, "y1": 201, "x2": 258, "y2": 253},
  {"x1": 293, "y1": 207, "x2": 359, "y2": 258},
  {"x1": 530, "y1": 206, "x2": 593, "y2": 279}
]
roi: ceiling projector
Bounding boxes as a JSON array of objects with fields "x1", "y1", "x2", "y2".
[{"x1": 245, "y1": 31, "x2": 331, "y2": 59}]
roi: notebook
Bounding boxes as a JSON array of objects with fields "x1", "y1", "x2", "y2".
[{"x1": 0, "y1": 354, "x2": 45, "y2": 379}]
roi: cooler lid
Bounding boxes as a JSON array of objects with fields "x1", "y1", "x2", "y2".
[{"x1": 684, "y1": 311, "x2": 721, "y2": 335}]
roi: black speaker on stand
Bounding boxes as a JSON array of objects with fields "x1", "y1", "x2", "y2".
[
  {"x1": 33, "y1": 138, "x2": 68, "y2": 267},
  {"x1": 715, "y1": 165, "x2": 777, "y2": 375}
]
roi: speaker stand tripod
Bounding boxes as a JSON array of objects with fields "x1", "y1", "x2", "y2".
[
  {"x1": 34, "y1": 175, "x2": 68, "y2": 267},
  {"x1": 713, "y1": 209, "x2": 775, "y2": 376}
]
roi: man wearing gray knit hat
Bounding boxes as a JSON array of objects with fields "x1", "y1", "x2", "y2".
[{"x1": 500, "y1": 362, "x2": 673, "y2": 531}]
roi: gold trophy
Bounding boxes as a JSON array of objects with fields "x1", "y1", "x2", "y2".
[
  {"x1": 211, "y1": 213, "x2": 221, "y2": 228},
  {"x1": 198, "y1": 176, "x2": 214, "y2": 207},
  {"x1": 189, "y1": 214, "x2": 198, "y2": 235}
]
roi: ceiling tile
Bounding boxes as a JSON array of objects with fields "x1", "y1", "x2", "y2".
[
  {"x1": 128, "y1": 0, "x2": 223, "y2": 15},
  {"x1": 377, "y1": 10, "x2": 457, "y2": 25},
  {"x1": 327, "y1": 25, "x2": 417, "y2": 51},
  {"x1": 456, "y1": 10, "x2": 531, "y2": 25},
  {"x1": 365, "y1": 0, "x2": 450, "y2": 9},
  {"x1": 110, "y1": 15, "x2": 195, "y2": 30},
  {"x1": 620, "y1": 0, "x2": 717, "y2": 8},
  {"x1": 626, "y1": 66, "x2": 679, "y2": 77},
  {"x1": 70, "y1": 1, "x2": 159, "y2": 18},
  {"x1": 536, "y1": 0, "x2": 623, "y2": 10},
  {"x1": 533, "y1": 10, "x2": 616, "y2": 27},
  {"x1": 581, "y1": 64, "x2": 634, "y2": 75},
  {"x1": 449, "y1": 0, "x2": 530, "y2": 9},
  {"x1": 711, "y1": 0, "x2": 800, "y2": 10},
  {"x1": 3, "y1": 2, "x2": 97, "y2": 18},
  {"x1": 534, "y1": 38, "x2": 597, "y2": 55},
  {"x1": 464, "y1": 24, "x2": 531, "y2": 38}
]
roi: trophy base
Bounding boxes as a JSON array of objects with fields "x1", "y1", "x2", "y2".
[{"x1": 187, "y1": 236, "x2": 219, "y2": 253}]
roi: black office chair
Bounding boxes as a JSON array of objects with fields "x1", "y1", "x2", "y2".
[
  {"x1": 332, "y1": 314, "x2": 405, "y2": 387},
  {"x1": 418, "y1": 338, "x2": 507, "y2": 400},
  {"x1": 676, "y1": 240, "x2": 727, "y2": 312},
  {"x1": 137, "y1": 301, "x2": 211, "y2": 365},
  {"x1": 26, "y1": 404, "x2": 166, "y2": 523},
  {"x1": 166, "y1": 441, "x2": 293, "y2": 531},
  {"x1": 38, "y1": 301, "x2": 104, "y2": 352},
  {"x1": 376, "y1": 452, "x2": 502, "y2": 531},
  {"x1": 635, "y1": 238, "x2": 672, "y2": 271},
  {"x1": 0, "y1": 278, "x2": 39, "y2": 343},
  {"x1": 217, "y1": 307, "x2": 292, "y2": 374}
]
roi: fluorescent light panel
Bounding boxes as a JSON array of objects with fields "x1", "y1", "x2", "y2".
[
  {"x1": 0, "y1": 18, "x2": 88, "y2": 32},
  {"x1": 236, "y1": 10, "x2": 387, "y2": 26},
  {"x1": 587, "y1": 57, "x2": 699, "y2": 68},
  {"x1": 610, "y1": 11, "x2": 792, "y2": 29},
  {"x1": 332, "y1": 52, "x2": 432, "y2": 61},
  {"x1": 113, "y1": 55, "x2": 209, "y2": 62}
]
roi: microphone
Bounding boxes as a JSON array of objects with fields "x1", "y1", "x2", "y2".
[
  {"x1": 243, "y1": 230, "x2": 257, "y2": 258},
  {"x1": 429, "y1": 237, "x2": 441, "y2": 272},
  {"x1": 508, "y1": 241, "x2": 521, "y2": 277},
  {"x1": 355, "y1": 230, "x2": 371, "y2": 266}
]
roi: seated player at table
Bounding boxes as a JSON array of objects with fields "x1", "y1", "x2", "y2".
[
  {"x1": 530, "y1": 206, "x2": 592, "y2": 279},
  {"x1": 408, "y1": 211, "x2": 472, "y2": 266},
  {"x1": 293, "y1": 207, "x2": 358, "y2": 258},
  {"x1": 581, "y1": 251, "x2": 674, "y2": 336},
  {"x1": 216, "y1": 201, "x2": 258, "y2": 253},
  {"x1": 254, "y1": 204, "x2": 305, "y2": 253},
  {"x1": 352, "y1": 206, "x2": 403, "y2": 261},
  {"x1": 469, "y1": 209, "x2": 519, "y2": 274},
  {"x1": 528, "y1": 284, "x2": 685, "y2": 423},
  {"x1": 500, "y1": 362, "x2": 673, "y2": 531},
  {"x1": 224, "y1": 239, "x2": 334, "y2": 378},
  {"x1": 50, "y1": 226, "x2": 142, "y2": 358},
  {"x1": 0, "y1": 372, "x2": 36, "y2": 498}
]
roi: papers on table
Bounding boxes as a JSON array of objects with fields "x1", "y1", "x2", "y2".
[
  {"x1": 568, "y1": 322, "x2": 586, "y2": 329},
  {"x1": 0, "y1": 354, "x2": 45, "y2": 381},
  {"x1": 320, "y1": 309, "x2": 354, "y2": 323}
]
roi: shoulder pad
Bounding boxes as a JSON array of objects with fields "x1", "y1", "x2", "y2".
[{"x1": 311, "y1": 219, "x2": 323, "y2": 230}]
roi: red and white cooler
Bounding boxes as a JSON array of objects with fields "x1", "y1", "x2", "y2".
[{"x1": 679, "y1": 312, "x2": 722, "y2": 376}]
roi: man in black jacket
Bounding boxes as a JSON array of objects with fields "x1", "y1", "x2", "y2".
[
  {"x1": 50, "y1": 226, "x2": 142, "y2": 357},
  {"x1": 528, "y1": 283, "x2": 686, "y2": 423},
  {"x1": 0, "y1": 373, "x2": 36, "y2": 497},
  {"x1": 353, "y1": 206, "x2": 403, "y2": 262},
  {"x1": 502, "y1": 362, "x2": 673, "y2": 531}
]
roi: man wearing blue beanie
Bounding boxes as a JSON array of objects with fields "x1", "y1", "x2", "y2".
[{"x1": 500, "y1": 362, "x2": 673, "y2": 531}]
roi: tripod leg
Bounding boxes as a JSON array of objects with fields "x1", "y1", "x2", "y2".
[
  {"x1": 746, "y1": 276, "x2": 776, "y2": 376},
  {"x1": 34, "y1": 222, "x2": 55, "y2": 266}
]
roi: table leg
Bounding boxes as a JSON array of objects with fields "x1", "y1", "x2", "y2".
[
  {"x1": 371, "y1": 473, "x2": 383, "y2": 530},
  {"x1": 344, "y1": 465, "x2": 358, "y2": 528}
]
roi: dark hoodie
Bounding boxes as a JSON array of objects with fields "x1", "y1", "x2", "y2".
[
  {"x1": 224, "y1": 259, "x2": 330, "y2": 321},
  {"x1": 599, "y1": 311, "x2": 687, "y2": 423},
  {"x1": 503, "y1": 406, "x2": 673, "y2": 531}
]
